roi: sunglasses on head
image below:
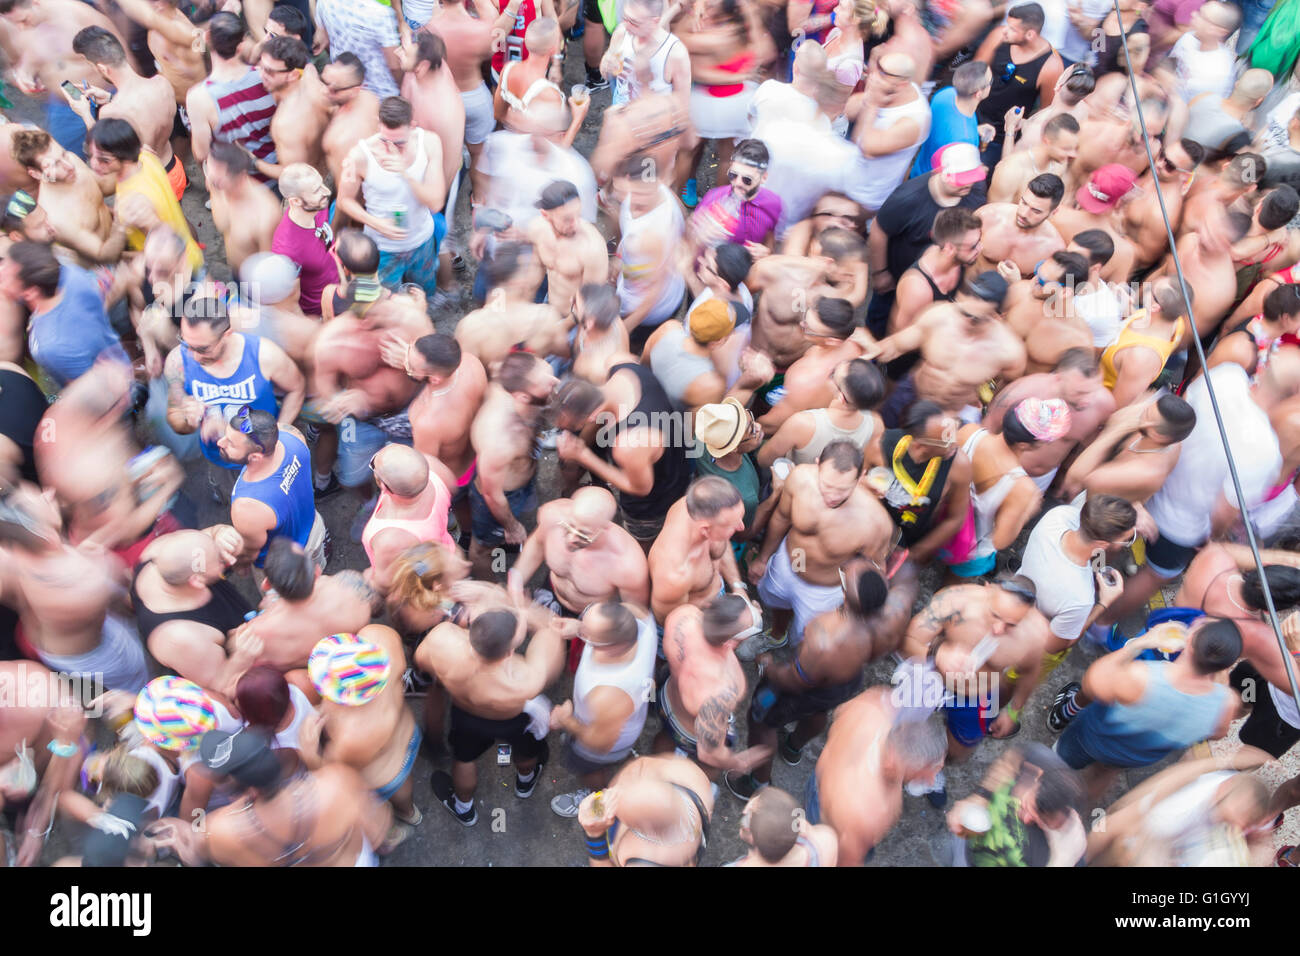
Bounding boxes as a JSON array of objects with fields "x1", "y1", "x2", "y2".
[
  {"x1": 560, "y1": 519, "x2": 597, "y2": 547},
  {"x1": 233, "y1": 405, "x2": 266, "y2": 453},
  {"x1": 998, "y1": 579, "x2": 1035, "y2": 603}
]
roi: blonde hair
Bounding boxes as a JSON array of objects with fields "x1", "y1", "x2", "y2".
[
  {"x1": 387, "y1": 541, "x2": 460, "y2": 613},
  {"x1": 99, "y1": 747, "x2": 160, "y2": 800}
]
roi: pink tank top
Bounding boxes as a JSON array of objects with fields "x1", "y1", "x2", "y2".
[{"x1": 362, "y1": 472, "x2": 455, "y2": 565}]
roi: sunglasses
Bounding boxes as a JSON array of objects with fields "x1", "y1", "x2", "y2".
[
  {"x1": 727, "y1": 169, "x2": 757, "y2": 189},
  {"x1": 182, "y1": 336, "x2": 222, "y2": 356},
  {"x1": 998, "y1": 579, "x2": 1036, "y2": 603},
  {"x1": 745, "y1": 411, "x2": 761, "y2": 442},
  {"x1": 1032, "y1": 259, "x2": 1055, "y2": 287},
  {"x1": 913, "y1": 436, "x2": 956, "y2": 453},
  {"x1": 380, "y1": 136, "x2": 408, "y2": 150},
  {"x1": 233, "y1": 405, "x2": 266, "y2": 453},
  {"x1": 559, "y1": 519, "x2": 597, "y2": 547},
  {"x1": 326, "y1": 82, "x2": 361, "y2": 94}
]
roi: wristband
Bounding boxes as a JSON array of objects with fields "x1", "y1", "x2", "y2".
[
  {"x1": 973, "y1": 785, "x2": 993, "y2": 801},
  {"x1": 47, "y1": 739, "x2": 78, "y2": 759},
  {"x1": 584, "y1": 833, "x2": 609, "y2": 858}
]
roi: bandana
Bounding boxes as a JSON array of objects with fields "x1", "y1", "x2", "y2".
[{"x1": 1015, "y1": 397, "x2": 1072, "y2": 442}]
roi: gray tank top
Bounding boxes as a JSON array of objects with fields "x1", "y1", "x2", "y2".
[
  {"x1": 791, "y1": 408, "x2": 876, "y2": 465},
  {"x1": 1181, "y1": 97, "x2": 1248, "y2": 156},
  {"x1": 649, "y1": 324, "x2": 717, "y2": 411}
]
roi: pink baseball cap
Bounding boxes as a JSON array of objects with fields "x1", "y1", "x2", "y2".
[
  {"x1": 935, "y1": 142, "x2": 987, "y2": 186},
  {"x1": 1077, "y1": 164, "x2": 1138, "y2": 214}
]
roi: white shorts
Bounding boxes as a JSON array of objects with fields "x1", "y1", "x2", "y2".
[
  {"x1": 756, "y1": 536, "x2": 845, "y2": 645},
  {"x1": 1253, "y1": 484, "x2": 1299, "y2": 539},
  {"x1": 461, "y1": 83, "x2": 495, "y2": 146},
  {"x1": 37, "y1": 614, "x2": 149, "y2": 693},
  {"x1": 689, "y1": 84, "x2": 756, "y2": 140}
]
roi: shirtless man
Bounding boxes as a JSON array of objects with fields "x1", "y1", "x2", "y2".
[
  {"x1": 9, "y1": 129, "x2": 123, "y2": 264},
  {"x1": 321, "y1": 54, "x2": 381, "y2": 188},
  {"x1": 509, "y1": 487, "x2": 651, "y2": 614},
  {"x1": 974, "y1": 175, "x2": 1067, "y2": 278},
  {"x1": 746, "y1": 254, "x2": 832, "y2": 373},
  {"x1": 494, "y1": 18, "x2": 566, "y2": 132},
  {"x1": 455, "y1": 242, "x2": 572, "y2": 366},
  {"x1": 400, "y1": 31, "x2": 465, "y2": 214},
  {"x1": 1009, "y1": 62, "x2": 1096, "y2": 159},
  {"x1": 424, "y1": 0, "x2": 495, "y2": 201},
  {"x1": 984, "y1": 348, "x2": 1117, "y2": 493},
  {"x1": 1154, "y1": 202, "x2": 1241, "y2": 348},
  {"x1": 900, "y1": 576, "x2": 1048, "y2": 772},
  {"x1": 869, "y1": 273, "x2": 1026, "y2": 425},
  {"x1": 756, "y1": 298, "x2": 868, "y2": 431},
  {"x1": 1123, "y1": 137, "x2": 1202, "y2": 273},
  {"x1": 571, "y1": 283, "x2": 632, "y2": 385},
  {"x1": 0, "y1": 486, "x2": 146, "y2": 692},
  {"x1": 131, "y1": 527, "x2": 254, "y2": 692},
  {"x1": 809, "y1": 687, "x2": 947, "y2": 865},
  {"x1": 111, "y1": 0, "x2": 206, "y2": 108},
  {"x1": 206, "y1": 141, "x2": 281, "y2": 272},
  {"x1": 575, "y1": 753, "x2": 715, "y2": 867},
  {"x1": 0, "y1": 0, "x2": 123, "y2": 155},
  {"x1": 258, "y1": 35, "x2": 331, "y2": 177},
  {"x1": 653, "y1": 594, "x2": 772, "y2": 779},
  {"x1": 749, "y1": 440, "x2": 895, "y2": 650},
  {"x1": 1051, "y1": 164, "x2": 1139, "y2": 284},
  {"x1": 313, "y1": 231, "x2": 432, "y2": 494},
  {"x1": 526, "y1": 179, "x2": 609, "y2": 318},
  {"x1": 1060, "y1": 394, "x2": 1195, "y2": 509},
  {"x1": 247, "y1": 538, "x2": 377, "y2": 673},
  {"x1": 728, "y1": 787, "x2": 839, "y2": 867},
  {"x1": 726, "y1": 556, "x2": 920, "y2": 800},
  {"x1": 298, "y1": 626, "x2": 422, "y2": 842},
  {"x1": 1000, "y1": 251, "x2": 1093, "y2": 375},
  {"x1": 988, "y1": 114, "x2": 1079, "y2": 206},
  {"x1": 589, "y1": 90, "x2": 690, "y2": 207},
  {"x1": 380, "y1": 332, "x2": 487, "y2": 529},
  {"x1": 467, "y1": 352, "x2": 557, "y2": 577},
  {"x1": 416, "y1": 605, "x2": 567, "y2": 824},
  {"x1": 71, "y1": 26, "x2": 179, "y2": 189},
  {"x1": 889, "y1": 208, "x2": 984, "y2": 338},
  {"x1": 646, "y1": 477, "x2": 747, "y2": 626},
  {"x1": 153, "y1": 728, "x2": 392, "y2": 866}
]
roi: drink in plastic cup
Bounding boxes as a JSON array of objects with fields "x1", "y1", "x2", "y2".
[
  {"x1": 772, "y1": 457, "x2": 793, "y2": 481},
  {"x1": 570, "y1": 84, "x2": 590, "y2": 106},
  {"x1": 961, "y1": 802, "x2": 992, "y2": 834},
  {"x1": 1149, "y1": 621, "x2": 1189, "y2": 655},
  {"x1": 866, "y1": 466, "x2": 892, "y2": 495}
]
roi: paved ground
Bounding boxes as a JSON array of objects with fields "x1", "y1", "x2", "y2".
[{"x1": 10, "y1": 36, "x2": 1300, "y2": 866}]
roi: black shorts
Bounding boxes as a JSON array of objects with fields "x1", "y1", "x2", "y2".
[
  {"x1": 583, "y1": 0, "x2": 604, "y2": 26},
  {"x1": 749, "y1": 672, "x2": 865, "y2": 729},
  {"x1": 1233, "y1": 661, "x2": 1300, "y2": 759},
  {"x1": 448, "y1": 704, "x2": 546, "y2": 763},
  {"x1": 1144, "y1": 532, "x2": 1200, "y2": 578},
  {"x1": 879, "y1": 373, "x2": 918, "y2": 430}
]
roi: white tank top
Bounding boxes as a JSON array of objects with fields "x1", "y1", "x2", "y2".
[
  {"x1": 358, "y1": 134, "x2": 436, "y2": 254},
  {"x1": 849, "y1": 85, "x2": 932, "y2": 210},
  {"x1": 272, "y1": 684, "x2": 314, "y2": 751},
  {"x1": 614, "y1": 31, "x2": 681, "y2": 104},
  {"x1": 617, "y1": 185, "x2": 686, "y2": 320},
  {"x1": 571, "y1": 613, "x2": 658, "y2": 759},
  {"x1": 962, "y1": 428, "x2": 1026, "y2": 561}
]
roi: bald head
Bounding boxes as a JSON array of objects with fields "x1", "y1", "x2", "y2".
[
  {"x1": 794, "y1": 40, "x2": 827, "y2": 76},
  {"x1": 571, "y1": 486, "x2": 617, "y2": 525},
  {"x1": 153, "y1": 531, "x2": 220, "y2": 586},
  {"x1": 878, "y1": 52, "x2": 915, "y2": 79},
  {"x1": 374, "y1": 445, "x2": 430, "y2": 497},
  {"x1": 525, "y1": 16, "x2": 560, "y2": 55},
  {"x1": 1232, "y1": 69, "x2": 1273, "y2": 106}
]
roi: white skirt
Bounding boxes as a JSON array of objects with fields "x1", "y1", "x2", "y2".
[{"x1": 690, "y1": 83, "x2": 756, "y2": 140}]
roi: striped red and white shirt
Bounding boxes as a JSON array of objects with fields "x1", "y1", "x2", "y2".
[{"x1": 203, "y1": 67, "x2": 277, "y2": 179}]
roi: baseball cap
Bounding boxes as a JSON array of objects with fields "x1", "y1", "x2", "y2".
[
  {"x1": 695, "y1": 397, "x2": 750, "y2": 458},
  {"x1": 1077, "y1": 164, "x2": 1138, "y2": 214},
  {"x1": 199, "y1": 728, "x2": 281, "y2": 788},
  {"x1": 687, "y1": 298, "x2": 736, "y2": 344},
  {"x1": 935, "y1": 142, "x2": 987, "y2": 186},
  {"x1": 536, "y1": 179, "x2": 580, "y2": 211}
]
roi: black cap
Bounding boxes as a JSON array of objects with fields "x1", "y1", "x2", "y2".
[
  {"x1": 966, "y1": 271, "x2": 1010, "y2": 310},
  {"x1": 536, "y1": 179, "x2": 580, "y2": 211},
  {"x1": 199, "y1": 728, "x2": 281, "y2": 789}
]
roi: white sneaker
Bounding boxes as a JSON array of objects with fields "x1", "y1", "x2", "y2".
[
  {"x1": 550, "y1": 788, "x2": 593, "y2": 818},
  {"x1": 735, "y1": 629, "x2": 787, "y2": 662}
]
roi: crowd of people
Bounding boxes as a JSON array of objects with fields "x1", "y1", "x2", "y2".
[{"x1": 3, "y1": 0, "x2": 1300, "y2": 868}]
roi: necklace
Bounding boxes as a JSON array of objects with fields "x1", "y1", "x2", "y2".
[
  {"x1": 890, "y1": 435, "x2": 941, "y2": 523},
  {"x1": 1125, "y1": 435, "x2": 1167, "y2": 455},
  {"x1": 1224, "y1": 575, "x2": 1258, "y2": 620}
]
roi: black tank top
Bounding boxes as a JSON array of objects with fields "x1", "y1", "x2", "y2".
[
  {"x1": 978, "y1": 43, "x2": 1053, "y2": 144},
  {"x1": 131, "y1": 560, "x2": 254, "y2": 643},
  {"x1": 601, "y1": 363, "x2": 691, "y2": 522},
  {"x1": 0, "y1": 369, "x2": 46, "y2": 484},
  {"x1": 878, "y1": 428, "x2": 956, "y2": 544}
]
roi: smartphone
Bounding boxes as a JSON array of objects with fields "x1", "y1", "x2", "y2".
[
  {"x1": 496, "y1": 744, "x2": 512, "y2": 766},
  {"x1": 60, "y1": 80, "x2": 82, "y2": 101}
]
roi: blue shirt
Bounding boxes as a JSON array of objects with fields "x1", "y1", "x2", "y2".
[
  {"x1": 909, "y1": 86, "x2": 980, "y2": 179},
  {"x1": 28, "y1": 264, "x2": 125, "y2": 389},
  {"x1": 232, "y1": 429, "x2": 315, "y2": 568},
  {"x1": 182, "y1": 333, "x2": 280, "y2": 469}
]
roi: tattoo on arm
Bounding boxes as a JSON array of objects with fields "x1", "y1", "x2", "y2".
[{"x1": 694, "y1": 695, "x2": 732, "y2": 752}]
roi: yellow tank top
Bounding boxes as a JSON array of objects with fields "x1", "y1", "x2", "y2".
[
  {"x1": 117, "y1": 151, "x2": 203, "y2": 271},
  {"x1": 1100, "y1": 309, "x2": 1185, "y2": 390}
]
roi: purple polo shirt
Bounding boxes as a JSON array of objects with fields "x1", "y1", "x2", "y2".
[
  {"x1": 271, "y1": 208, "x2": 336, "y2": 316},
  {"x1": 691, "y1": 186, "x2": 783, "y2": 247}
]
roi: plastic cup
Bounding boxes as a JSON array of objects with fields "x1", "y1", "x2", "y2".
[
  {"x1": 961, "y1": 802, "x2": 992, "y2": 834},
  {"x1": 866, "y1": 466, "x2": 892, "y2": 495},
  {"x1": 570, "y1": 84, "x2": 590, "y2": 106},
  {"x1": 772, "y1": 457, "x2": 793, "y2": 481}
]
